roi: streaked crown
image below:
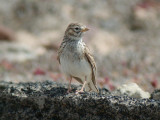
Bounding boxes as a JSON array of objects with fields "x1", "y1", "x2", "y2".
[{"x1": 64, "y1": 23, "x2": 89, "y2": 40}]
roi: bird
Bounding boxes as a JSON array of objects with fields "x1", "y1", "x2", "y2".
[{"x1": 57, "y1": 23, "x2": 99, "y2": 94}]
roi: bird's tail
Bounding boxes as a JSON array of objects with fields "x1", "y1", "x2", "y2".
[
  {"x1": 89, "y1": 80, "x2": 99, "y2": 93},
  {"x1": 85, "y1": 80, "x2": 99, "y2": 93}
]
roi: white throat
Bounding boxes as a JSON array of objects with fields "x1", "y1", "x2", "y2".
[{"x1": 69, "y1": 36, "x2": 82, "y2": 41}]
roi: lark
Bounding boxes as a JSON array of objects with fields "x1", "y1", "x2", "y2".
[{"x1": 57, "y1": 23, "x2": 99, "y2": 94}]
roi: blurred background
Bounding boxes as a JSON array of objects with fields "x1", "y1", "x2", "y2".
[{"x1": 0, "y1": 0, "x2": 160, "y2": 92}]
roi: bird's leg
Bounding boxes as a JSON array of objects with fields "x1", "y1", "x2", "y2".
[
  {"x1": 67, "y1": 76, "x2": 72, "y2": 93},
  {"x1": 76, "y1": 76, "x2": 87, "y2": 94}
]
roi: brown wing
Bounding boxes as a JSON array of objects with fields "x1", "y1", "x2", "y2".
[
  {"x1": 84, "y1": 44, "x2": 97, "y2": 85},
  {"x1": 57, "y1": 41, "x2": 66, "y2": 64}
]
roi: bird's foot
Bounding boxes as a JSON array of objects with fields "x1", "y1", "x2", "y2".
[
  {"x1": 67, "y1": 89, "x2": 72, "y2": 93},
  {"x1": 76, "y1": 90, "x2": 84, "y2": 94}
]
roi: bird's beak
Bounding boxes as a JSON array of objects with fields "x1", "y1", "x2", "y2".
[{"x1": 81, "y1": 27, "x2": 89, "y2": 32}]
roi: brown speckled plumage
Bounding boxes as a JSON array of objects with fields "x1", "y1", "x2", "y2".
[{"x1": 57, "y1": 23, "x2": 99, "y2": 93}]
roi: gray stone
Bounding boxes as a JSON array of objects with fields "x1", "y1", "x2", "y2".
[
  {"x1": 151, "y1": 89, "x2": 160, "y2": 100},
  {"x1": 0, "y1": 81, "x2": 160, "y2": 120}
]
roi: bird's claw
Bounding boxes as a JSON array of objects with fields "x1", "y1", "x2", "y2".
[
  {"x1": 67, "y1": 89, "x2": 72, "y2": 93},
  {"x1": 76, "y1": 90, "x2": 84, "y2": 94}
]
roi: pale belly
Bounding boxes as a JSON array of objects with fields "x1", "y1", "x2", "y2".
[{"x1": 60, "y1": 56, "x2": 91, "y2": 79}]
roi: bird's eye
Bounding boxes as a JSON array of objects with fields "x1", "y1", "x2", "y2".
[{"x1": 74, "y1": 27, "x2": 79, "y2": 31}]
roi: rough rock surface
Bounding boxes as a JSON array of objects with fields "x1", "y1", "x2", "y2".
[
  {"x1": 151, "y1": 89, "x2": 160, "y2": 100},
  {"x1": 0, "y1": 81, "x2": 160, "y2": 120}
]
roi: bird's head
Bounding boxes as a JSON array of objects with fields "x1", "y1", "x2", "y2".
[{"x1": 64, "y1": 23, "x2": 89, "y2": 40}]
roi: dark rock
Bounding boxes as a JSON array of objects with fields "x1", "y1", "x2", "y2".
[
  {"x1": 151, "y1": 89, "x2": 160, "y2": 100},
  {"x1": 0, "y1": 81, "x2": 160, "y2": 120}
]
